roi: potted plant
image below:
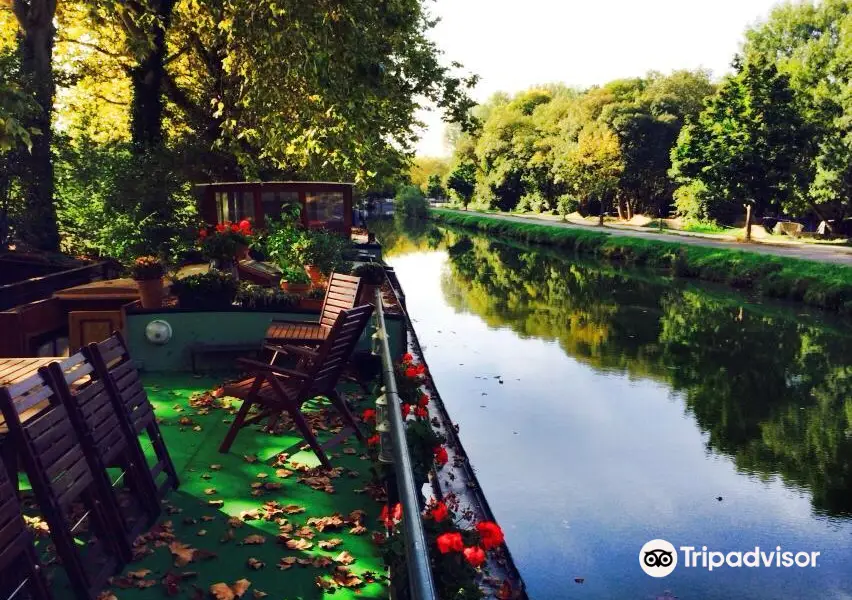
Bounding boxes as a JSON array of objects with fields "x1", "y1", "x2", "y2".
[
  {"x1": 171, "y1": 271, "x2": 238, "y2": 310},
  {"x1": 199, "y1": 220, "x2": 253, "y2": 271},
  {"x1": 300, "y1": 285, "x2": 326, "y2": 311},
  {"x1": 280, "y1": 264, "x2": 312, "y2": 294},
  {"x1": 236, "y1": 282, "x2": 300, "y2": 311},
  {"x1": 130, "y1": 255, "x2": 165, "y2": 309},
  {"x1": 294, "y1": 229, "x2": 347, "y2": 285},
  {"x1": 352, "y1": 262, "x2": 385, "y2": 305}
]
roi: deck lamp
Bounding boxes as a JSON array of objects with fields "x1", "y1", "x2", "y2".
[
  {"x1": 144, "y1": 320, "x2": 172, "y2": 345},
  {"x1": 371, "y1": 328, "x2": 383, "y2": 355}
]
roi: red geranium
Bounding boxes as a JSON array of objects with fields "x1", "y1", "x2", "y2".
[
  {"x1": 415, "y1": 406, "x2": 428, "y2": 418},
  {"x1": 400, "y1": 403, "x2": 411, "y2": 419},
  {"x1": 418, "y1": 393, "x2": 429, "y2": 407},
  {"x1": 436, "y1": 532, "x2": 464, "y2": 554},
  {"x1": 405, "y1": 367, "x2": 417, "y2": 378},
  {"x1": 362, "y1": 408, "x2": 376, "y2": 423},
  {"x1": 463, "y1": 546, "x2": 487, "y2": 567},
  {"x1": 476, "y1": 521, "x2": 505, "y2": 550},
  {"x1": 238, "y1": 219, "x2": 252, "y2": 233},
  {"x1": 199, "y1": 228, "x2": 208, "y2": 238},
  {"x1": 402, "y1": 353, "x2": 413, "y2": 364},
  {"x1": 379, "y1": 503, "x2": 402, "y2": 529},
  {"x1": 367, "y1": 434, "x2": 380, "y2": 447},
  {"x1": 215, "y1": 223, "x2": 226, "y2": 233},
  {"x1": 434, "y1": 446, "x2": 448, "y2": 466},
  {"x1": 428, "y1": 501, "x2": 449, "y2": 523},
  {"x1": 392, "y1": 502, "x2": 402, "y2": 521}
]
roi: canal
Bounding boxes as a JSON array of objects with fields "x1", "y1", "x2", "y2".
[{"x1": 375, "y1": 220, "x2": 852, "y2": 600}]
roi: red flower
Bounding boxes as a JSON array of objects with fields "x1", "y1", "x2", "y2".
[
  {"x1": 436, "y1": 532, "x2": 464, "y2": 554},
  {"x1": 238, "y1": 219, "x2": 251, "y2": 233},
  {"x1": 428, "y1": 501, "x2": 449, "y2": 523},
  {"x1": 199, "y1": 228, "x2": 208, "y2": 238},
  {"x1": 392, "y1": 502, "x2": 402, "y2": 521},
  {"x1": 367, "y1": 434, "x2": 380, "y2": 447},
  {"x1": 215, "y1": 223, "x2": 226, "y2": 233},
  {"x1": 418, "y1": 393, "x2": 429, "y2": 407},
  {"x1": 463, "y1": 546, "x2": 487, "y2": 567},
  {"x1": 476, "y1": 521, "x2": 505, "y2": 550},
  {"x1": 415, "y1": 406, "x2": 428, "y2": 418},
  {"x1": 434, "y1": 446, "x2": 448, "y2": 466},
  {"x1": 230, "y1": 223, "x2": 240, "y2": 233},
  {"x1": 401, "y1": 353, "x2": 413, "y2": 364},
  {"x1": 416, "y1": 364, "x2": 427, "y2": 376},
  {"x1": 400, "y1": 403, "x2": 411, "y2": 418},
  {"x1": 379, "y1": 503, "x2": 402, "y2": 529},
  {"x1": 405, "y1": 367, "x2": 417, "y2": 378},
  {"x1": 362, "y1": 408, "x2": 376, "y2": 423}
]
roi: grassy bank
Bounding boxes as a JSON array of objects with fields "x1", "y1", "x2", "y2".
[{"x1": 430, "y1": 209, "x2": 852, "y2": 315}]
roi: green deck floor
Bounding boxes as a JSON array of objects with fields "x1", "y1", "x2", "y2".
[{"x1": 92, "y1": 373, "x2": 389, "y2": 600}]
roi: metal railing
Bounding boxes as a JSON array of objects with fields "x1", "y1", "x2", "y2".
[{"x1": 372, "y1": 287, "x2": 437, "y2": 600}]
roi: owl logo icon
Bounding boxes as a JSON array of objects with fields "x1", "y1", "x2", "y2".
[{"x1": 639, "y1": 539, "x2": 678, "y2": 577}]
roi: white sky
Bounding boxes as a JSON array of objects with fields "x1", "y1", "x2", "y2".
[{"x1": 414, "y1": 0, "x2": 783, "y2": 157}]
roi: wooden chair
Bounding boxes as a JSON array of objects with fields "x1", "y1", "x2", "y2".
[
  {"x1": 42, "y1": 353, "x2": 161, "y2": 560},
  {"x1": 220, "y1": 304, "x2": 374, "y2": 467},
  {"x1": 83, "y1": 333, "x2": 179, "y2": 499},
  {"x1": 264, "y1": 272, "x2": 362, "y2": 347},
  {"x1": 0, "y1": 456, "x2": 51, "y2": 600},
  {"x1": 0, "y1": 372, "x2": 123, "y2": 600}
]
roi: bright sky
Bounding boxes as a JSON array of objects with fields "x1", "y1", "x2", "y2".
[{"x1": 414, "y1": 0, "x2": 782, "y2": 157}]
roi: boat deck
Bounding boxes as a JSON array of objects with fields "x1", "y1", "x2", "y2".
[{"x1": 47, "y1": 373, "x2": 388, "y2": 600}]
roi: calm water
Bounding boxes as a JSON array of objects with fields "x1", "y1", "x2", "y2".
[{"x1": 375, "y1": 220, "x2": 852, "y2": 600}]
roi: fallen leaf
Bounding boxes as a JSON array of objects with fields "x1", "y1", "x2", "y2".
[
  {"x1": 243, "y1": 455, "x2": 258, "y2": 464},
  {"x1": 277, "y1": 557, "x2": 296, "y2": 570},
  {"x1": 210, "y1": 464, "x2": 223, "y2": 471},
  {"x1": 204, "y1": 489, "x2": 217, "y2": 496},
  {"x1": 334, "y1": 551, "x2": 355, "y2": 565},
  {"x1": 209, "y1": 583, "x2": 234, "y2": 600},
  {"x1": 282, "y1": 504, "x2": 305, "y2": 515},
  {"x1": 349, "y1": 524, "x2": 367, "y2": 535},
  {"x1": 208, "y1": 500, "x2": 224, "y2": 508},
  {"x1": 240, "y1": 534, "x2": 266, "y2": 545},
  {"x1": 332, "y1": 568, "x2": 363, "y2": 588},
  {"x1": 128, "y1": 569, "x2": 152, "y2": 579},
  {"x1": 285, "y1": 538, "x2": 313, "y2": 550},
  {"x1": 256, "y1": 473, "x2": 268, "y2": 479},
  {"x1": 318, "y1": 538, "x2": 343, "y2": 550},
  {"x1": 169, "y1": 542, "x2": 195, "y2": 567},
  {"x1": 252, "y1": 591, "x2": 267, "y2": 599},
  {"x1": 247, "y1": 558, "x2": 265, "y2": 570}
]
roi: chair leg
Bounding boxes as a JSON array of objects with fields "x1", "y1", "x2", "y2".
[
  {"x1": 329, "y1": 390, "x2": 367, "y2": 445},
  {"x1": 220, "y1": 398, "x2": 253, "y2": 454},
  {"x1": 288, "y1": 404, "x2": 332, "y2": 469},
  {"x1": 147, "y1": 423, "x2": 180, "y2": 492}
]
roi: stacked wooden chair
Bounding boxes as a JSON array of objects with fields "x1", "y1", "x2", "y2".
[
  {"x1": 265, "y1": 272, "x2": 362, "y2": 348},
  {"x1": 221, "y1": 304, "x2": 374, "y2": 467},
  {"x1": 0, "y1": 371, "x2": 123, "y2": 599},
  {"x1": 0, "y1": 457, "x2": 51, "y2": 600},
  {"x1": 43, "y1": 352, "x2": 161, "y2": 560},
  {"x1": 83, "y1": 333, "x2": 180, "y2": 500}
]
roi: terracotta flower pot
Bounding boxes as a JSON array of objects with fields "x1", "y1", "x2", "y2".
[
  {"x1": 281, "y1": 281, "x2": 311, "y2": 295},
  {"x1": 236, "y1": 244, "x2": 250, "y2": 261},
  {"x1": 304, "y1": 264, "x2": 324, "y2": 286},
  {"x1": 136, "y1": 278, "x2": 164, "y2": 309}
]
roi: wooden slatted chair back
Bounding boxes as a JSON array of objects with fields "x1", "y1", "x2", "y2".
[
  {"x1": 84, "y1": 332, "x2": 179, "y2": 498},
  {"x1": 0, "y1": 372, "x2": 122, "y2": 599},
  {"x1": 302, "y1": 304, "x2": 374, "y2": 398},
  {"x1": 45, "y1": 354, "x2": 160, "y2": 551},
  {"x1": 318, "y1": 272, "x2": 363, "y2": 329},
  {"x1": 0, "y1": 457, "x2": 51, "y2": 600}
]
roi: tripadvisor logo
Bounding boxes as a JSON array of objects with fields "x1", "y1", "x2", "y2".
[{"x1": 639, "y1": 540, "x2": 821, "y2": 577}]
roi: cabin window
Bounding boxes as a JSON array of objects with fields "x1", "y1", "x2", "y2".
[
  {"x1": 262, "y1": 191, "x2": 300, "y2": 224},
  {"x1": 216, "y1": 192, "x2": 227, "y2": 222},
  {"x1": 305, "y1": 191, "x2": 345, "y2": 227},
  {"x1": 237, "y1": 191, "x2": 255, "y2": 221}
]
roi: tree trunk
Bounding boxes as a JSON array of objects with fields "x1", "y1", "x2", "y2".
[
  {"x1": 615, "y1": 200, "x2": 624, "y2": 221},
  {"x1": 626, "y1": 199, "x2": 634, "y2": 221},
  {"x1": 12, "y1": 0, "x2": 59, "y2": 252},
  {"x1": 130, "y1": 0, "x2": 175, "y2": 152},
  {"x1": 744, "y1": 204, "x2": 753, "y2": 242}
]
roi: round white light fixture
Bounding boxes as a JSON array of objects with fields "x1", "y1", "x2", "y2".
[{"x1": 145, "y1": 320, "x2": 173, "y2": 345}]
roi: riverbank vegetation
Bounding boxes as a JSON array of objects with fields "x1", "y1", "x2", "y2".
[
  {"x1": 0, "y1": 1, "x2": 475, "y2": 260},
  {"x1": 431, "y1": 209, "x2": 852, "y2": 315},
  {"x1": 434, "y1": 0, "x2": 852, "y2": 232}
]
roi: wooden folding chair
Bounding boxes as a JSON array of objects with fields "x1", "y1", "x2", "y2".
[
  {"x1": 0, "y1": 456, "x2": 51, "y2": 600},
  {"x1": 221, "y1": 304, "x2": 374, "y2": 467},
  {"x1": 264, "y1": 272, "x2": 363, "y2": 347},
  {"x1": 42, "y1": 354, "x2": 160, "y2": 560},
  {"x1": 0, "y1": 372, "x2": 123, "y2": 600},
  {"x1": 83, "y1": 332, "x2": 179, "y2": 500}
]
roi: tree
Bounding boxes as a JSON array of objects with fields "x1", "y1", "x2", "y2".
[
  {"x1": 670, "y1": 56, "x2": 811, "y2": 224},
  {"x1": 11, "y1": 0, "x2": 60, "y2": 251},
  {"x1": 426, "y1": 173, "x2": 445, "y2": 200},
  {"x1": 410, "y1": 156, "x2": 450, "y2": 190},
  {"x1": 446, "y1": 162, "x2": 476, "y2": 209}
]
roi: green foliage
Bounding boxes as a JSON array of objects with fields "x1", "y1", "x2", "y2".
[
  {"x1": 445, "y1": 161, "x2": 476, "y2": 208},
  {"x1": 235, "y1": 282, "x2": 299, "y2": 310},
  {"x1": 351, "y1": 262, "x2": 386, "y2": 285},
  {"x1": 396, "y1": 184, "x2": 428, "y2": 219},
  {"x1": 670, "y1": 56, "x2": 811, "y2": 223},
  {"x1": 171, "y1": 270, "x2": 238, "y2": 310},
  {"x1": 280, "y1": 264, "x2": 311, "y2": 285},
  {"x1": 262, "y1": 214, "x2": 348, "y2": 276},
  {"x1": 129, "y1": 255, "x2": 164, "y2": 280},
  {"x1": 426, "y1": 173, "x2": 445, "y2": 200},
  {"x1": 431, "y1": 209, "x2": 852, "y2": 314}
]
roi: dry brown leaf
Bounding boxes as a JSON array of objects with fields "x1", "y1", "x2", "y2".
[
  {"x1": 277, "y1": 557, "x2": 296, "y2": 570},
  {"x1": 252, "y1": 591, "x2": 267, "y2": 599},
  {"x1": 282, "y1": 504, "x2": 305, "y2": 515},
  {"x1": 201, "y1": 516, "x2": 215, "y2": 522},
  {"x1": 333, "y1": 551, "x2": 355, "y2": 565},
  {"x1": 312, "y1": 556, "x2": 333, "y2": 568},
  {"x1": 243, "y1": 455, "x2": 258, "y2": 464},
  {"x1": 240, "y1": 534, "x2": 266, "y2": 545},
  {"x1": 347, "y1": 510, "x2": 367, "y2": 523},
  {"x1": 209, "y1": 583, "x2": 234, "y2": 600},
  {"x1": 127, "y1": 569, "x2": 152, "y2": 579},
  {"x1": 349, "y1": 524, "x2": 367, "y2": 535},
  {"x1": 332, "y1": 569, "x2": 363, "y2": 588},
  {"x1": 210, "y1": 464, "x2": 223, "y2": 471},
  {"x1": 169, "y1": 542, "x2": 195, "y2": 567},
  {"x1": 246, "y1": 557, "x2": 265, "y2": 570},
  {"x1": 208, "y1": 500, "x2": 224, "y2": 508},
  {"x1": 232, "y1": 579, "x2": 250, "y2": 597},
  {"x1": 264, "y1": 482, "x2": 282, "y2": 490},
  {"x1": 295, "y1": 526, "x2": 314, "y2": 539},
  {"x1": 314, "y1": 577, "x2": 334, "y2": 590},
  {"x1": 318, "y1": 538, "x2": 343, "y2": 550},
  {"x1": 197, "y1": 530, "x2": 207, "y2": 536},
  {"x1": 227, "y1": 517, "x2": 243, "y2": 528},
  {"x1": 285, "y1": 538, "x2": 313, "y2": 550},
  {"x1": 275, "y1": 469, "x2": 292, "y2": 478},
  {"x1": 255, "y1": 472, "x2": 268, "y2": 479},
  {"x1": 204, "y1": 489, "x2": 217, "y2": 496}
]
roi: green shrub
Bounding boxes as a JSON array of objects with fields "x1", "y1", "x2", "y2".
[
  {"x1": 396, "y1": 185, "x2": 428, "y2": 219},
  {"x1": 171, "y1": 271, "x2": 238, "y2": 310},
  {"x1": 236, "y1": 283, "x2": 299, "y2": 310},
  {"x1": 280, "y1": 264, "x2": 311, "y2": 284},
  {"x1": 351, "y1": 262, "x2": 386, "y2": 284}
]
